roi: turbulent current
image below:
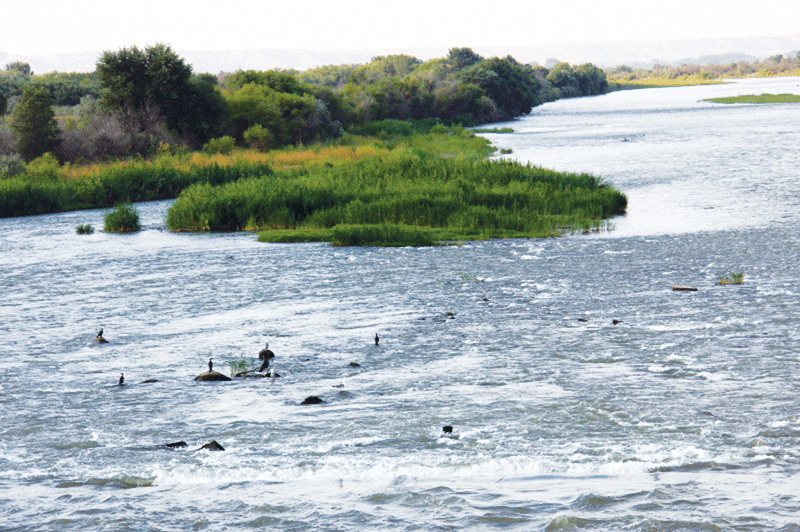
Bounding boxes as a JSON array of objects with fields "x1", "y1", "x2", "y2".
[{"x1": 2, "y1": 77, "x2": 800, "y2": 531}]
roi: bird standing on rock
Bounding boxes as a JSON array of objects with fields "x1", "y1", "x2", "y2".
[
  {"x1": 208, "y1": 358, "x2": 213, "y2": 372},
  {"x1": 375, "y1": 333, "x2": 379, "y2": 346},
  {"x1": 95, "y1": 328, "x2": 109, "y2": 343},
  {"x1": 119, "y1": 373, "x2": 124, "y2": 385}
]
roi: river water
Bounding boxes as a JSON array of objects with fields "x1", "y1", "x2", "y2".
[{"x1": 1, "y1": 77, "x2": 800, "y2": 531}]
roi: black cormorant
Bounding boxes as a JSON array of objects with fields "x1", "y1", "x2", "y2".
[
  {"x1": 375, "y1": 333, "x2": 379, "y2": 345},
  {"x1": 98, "y1": 328, "x2": 104, "y2": 338},
  {"x1": 119, "y1": 373, "x2": 124, "y2": 385},
  {"x1": 208, "y1": 358, "x2": 213, "y2": 372}
]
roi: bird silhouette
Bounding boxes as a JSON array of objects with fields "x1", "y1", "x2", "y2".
[
  {"x1": 119, "y1": 373, "x2": 124, "y2": 385},
  {"x1": 208, "y1": 358, "x2": 213, "y2": 372},
  {"x1": 97, "y1": 328, "x2": 104, "y2": 338},
  {"x1": 375, "y1": 333, "x2": 379, "y2": 346}
]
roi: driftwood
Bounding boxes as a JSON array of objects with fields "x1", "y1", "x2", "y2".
[{"x1": 672, "y1": 286, "x2": 698, "y2": 291}]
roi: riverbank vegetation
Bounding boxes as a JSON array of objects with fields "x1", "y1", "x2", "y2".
[
  {"x1": 606, "y1": 53, "x2": 800, "y2": 88},
  {"x1": 164, "y1": 128, "x2": 627, "y2": 244},
  {"x1": 103, "y1": 203, "x2": 141, "y2": 233},
  {"x1": 705, "y1": 94, "x2": 800, "y2": 104},
  {"x1": 1, "y1": 46, "x2": 608, "y2": 167}
]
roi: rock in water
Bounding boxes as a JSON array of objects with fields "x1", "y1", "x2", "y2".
[
  {"x1": 199, "y1": 440, "x2": 225, "y2": 451},
  {"x1": 194, "y1": 371, "x2": 232, "y2": 382},
  {"x1": 443, "y1": 425, "x2": 453, "y2": 433},
  {"x1": 300, "y1": 396, "x2": 325, "y2": 405},
  {"x1": 164, "y1": 441, "x2": 188, "y2": 448}
]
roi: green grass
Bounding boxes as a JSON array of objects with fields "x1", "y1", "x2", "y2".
[
  {"x1": 167, "y1": 134, "x2": 627, "y2": 246},
  {"x1": 473, "y1": 127, "x2": 515, "y2": 133},
  {"x1": 0, "y1": 158, "x2": 274, "y2": 218},
  {"x1": 717, "y1": 271, "x2": 744, "y2": 285},
  {"x1": 228, "y1": 357, "x2": 259, "y2": 376},
  {"x1": 705, "y1": 93, "x2": 800, "y2": 104},
  {"x1": 104, "y1": 203, "x2": 141, "y2": 233},
  {"x1": 75, "y1": 223, "x2": 94, "y2": 234}
]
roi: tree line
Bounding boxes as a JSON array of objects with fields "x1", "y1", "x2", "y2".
[{"x1": 0, "y1": 45, "x2": 609, "y2": 166}]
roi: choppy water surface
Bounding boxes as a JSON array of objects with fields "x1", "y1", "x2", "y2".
[{"x1": 2, "y1": 78, "x2": 800, "y2": 531}]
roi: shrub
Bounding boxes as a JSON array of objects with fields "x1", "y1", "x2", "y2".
[
  {"x1": 104, "y1": 203, "x2": 141, "y2": 233},
  {"x1": 243, "y1": 125, "x2": 273, "y2": 150},
  {"x1": 76, "y1": 223, "x2": 94, "y2": 234},
  {"x1": 0, "y1": 154, "x2": 27, "y2": 178},
  {"x1": 27, "y1": 152, "x2": 61, "y2": 179},
  {"x1": 202, "y1": 136, "x2": 235, "y2": 155}
]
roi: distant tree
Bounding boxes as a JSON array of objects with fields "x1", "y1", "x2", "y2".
[
  {"x1": 5, "y1": 62, "x2": 32, "y2": 76},
  {"x1": 96, "y1": 44, "x2": 193, "y2": 149},
  {"x1": 447, "y1": 48, "x2": 483, "y2": 70},
  {"x1": 96, "y1": 44, "x2": 228, "y2": 150},
  {"x1": 0, "y1": 92, "x2": 6, "y2": 115},
  {"x1": 546, "y1": 62, "x2": 581, "y2": 98},
  {"x1": 574, "y1": 63, "x2": 608, "y2": 96},
  {"x1": 183, "y1": 74, "x2": 230, "y2": 146},
  {"x1": 9, "y1": 85, "x2": 61, "y2": 161}
]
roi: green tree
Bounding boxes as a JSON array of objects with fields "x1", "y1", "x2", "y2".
[
  {"x1": 574, "y1": 63, "x2": 608, "y2": 96},
  {"x1": 546, "y1": 62, "x2": 581, "y2": 98},
  {"x1": 9, "y1": 85, "x2": 61, "y2": 161},
  {"x1": 5, "y1": 62, "x2": 32, "y2": 77},
  {"x1": 96, "y1": 44, "x2": 192, "y2": 145},
  {"x1": 447, "y1": 47, "x2": 483, "y2": 70}
]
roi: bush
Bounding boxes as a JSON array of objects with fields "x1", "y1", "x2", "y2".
[
  {"x1": 76, "y1": 223, "x2": 94, "y2": 234},
  {"x1": 202, "y1": 136, "x2": 235, "y2": 155},
  {"x1": 0, "y1": 154, "x2": 27, "y2": 178},
  {"x1": 104, "y1": 203, "x2": 141, "y2": 233},
  {"x1": 243, "y1": 125, "x2": 273, "y2": 150},
  {"x1": 27, "y1": 152, "x2": 61, "y2": 179}
]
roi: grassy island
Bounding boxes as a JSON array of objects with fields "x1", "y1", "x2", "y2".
[
  {"x1": 165, "y1": 125, "x2": 627, "y2": 245},
  {"x1": 704, "y1": 94, "x2": 800, "y2": 104}
]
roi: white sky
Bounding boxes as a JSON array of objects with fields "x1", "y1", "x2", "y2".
[{"x1": 2, "y1": 0, "x2": 799, "y2": 56}]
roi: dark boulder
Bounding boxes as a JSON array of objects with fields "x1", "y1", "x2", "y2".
[
  {"x1": 194, "y1": 371, "x2": 232, "y2": 382},
  {"x1": 443, "y1": 426, "x2": 453, "y2": 434},
  {"x1": 199, "y1": 440, "x2": 225, "y2": 451},
  {"x1": 300, "y1": 396, "x2": 325, "y2": 405},
  {"x1": 165, "y1": 441, "x2": 188, "y2": 448}
]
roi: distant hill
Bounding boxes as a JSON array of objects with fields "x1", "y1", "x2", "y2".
[{"x1": 3, "y1": 34, "x2": 799, "y2": 74}]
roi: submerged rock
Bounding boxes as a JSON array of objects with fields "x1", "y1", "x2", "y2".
[
  {"x1": 300, "y1": 396, "x2": 325, "y2": 405},
  {"x1": 140, "y1": 379, "x2": 159, "y2": 384},
  {"x1": 673, "y1": 286, "x2": 698, "y2": 291},
  {"x1": 194, "y1": 371, "x2": 232, "y2": 382},
  {"x1": 95, "y1": 336, "x2": 109, "y2": 344},
  {"x1": 164, "y1": 441, "x2": 188, "y2": 448},
  {"x1": 199, "y1": 440, "x2": 225, "y2": 451},
  {"x1": 442, "y1": 425, "x2": 453, "y2": 434}
]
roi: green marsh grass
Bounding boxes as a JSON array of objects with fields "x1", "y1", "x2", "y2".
[
  {"x1": 167, "y1": 135, "x2": 627, "y2": 246},
  {"x1": 75, "y1": 223, "x2": 94, "y2": 234},
  {"x1": 104, "y1": 203, "x2": 141, "y2": 233},
  {"x1": 717, "y1": 272, "x2": 744, "y2": 285},
  {"x1": 228, "y1": 357, "x2": 258, "y2": 376},
  {"x1": 705, "y1": 94, "x2": 800, "y2": 104},
  {"x1": 473, "y1": 127, "x2": 515, "y2": 133}
]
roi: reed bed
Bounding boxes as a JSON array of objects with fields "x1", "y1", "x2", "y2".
[
  {"x1": 166, "y1": 142, "x2": 627, "y2": 245},
  {"x1": 0, "y1": 155, "x2": 274, "y2": 218}
]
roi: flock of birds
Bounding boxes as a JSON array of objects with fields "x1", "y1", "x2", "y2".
[{"x1": 98, "y1": 328, "x2": 453, "y2": 434}]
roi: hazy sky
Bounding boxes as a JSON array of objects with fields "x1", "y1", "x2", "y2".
[{"x1": 2, "y1": 0, "x2": 799, "y2": 56}]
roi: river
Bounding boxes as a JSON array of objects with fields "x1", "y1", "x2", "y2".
[{"x1": 1, "y1": 77, "x2": 800, "y2": 531}]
